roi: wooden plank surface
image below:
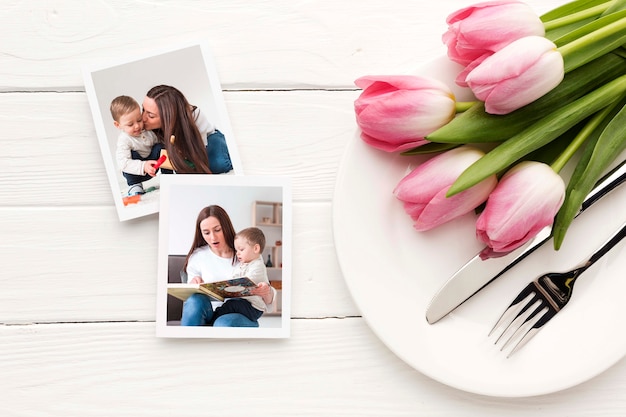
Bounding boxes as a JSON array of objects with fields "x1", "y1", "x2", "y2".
[
  {"x1": 1, "y1": 321, "x2": 625, "y2": 417},
  {"x1": 1, "y1": 0, "x2": 625, "y2": 415}
]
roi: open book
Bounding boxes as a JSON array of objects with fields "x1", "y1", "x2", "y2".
[{"x1": 167, "y1": 277, "x2": 257, "y2": 302}]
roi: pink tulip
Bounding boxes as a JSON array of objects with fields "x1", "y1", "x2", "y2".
[
  {"x1": 476, "y1": 161, "x2": 565, "y2": 254},
  {"x1": 394, "y1": 146, "x2": 498, "y2": 231},
  {"x1": 443, "y1": 0, "x2": 545, "y2": 66},
  {"x1": 454, "y1": 55, "x2": 486, "y2": 88},
  {"x1": 354, "y1": 75, "x2": 456, "y2": 152},
  {"x1": 465, "y1": 36, "x2": 564, "y2": 114}
]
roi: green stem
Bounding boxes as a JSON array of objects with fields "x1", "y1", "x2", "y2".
[
  {"x1": 455, "y1": 101, "x2": 476, "y2": 113},
  {"x1": 550, "y1": 102, "x2": 616, "y2": 173},
  {"x1": 447, "y1": 73, "x2": 626, "y2": 196},
  {"x1": 556, "y1": 12, "x2": 626, "y2": 72},
  {"x1": 558, "y1": 17, "x2": 626, "y2": 57},
  {"x1": 543, "y1": 2, "x2": 613, "y2": 32}
]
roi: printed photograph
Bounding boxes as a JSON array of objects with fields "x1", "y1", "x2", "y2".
[
  {"x1": 156, "y1": 174, "x2": 291, "y2": 338},
  {"x1": 82, "y1": 41, "x2": 242, "y2": 221}
]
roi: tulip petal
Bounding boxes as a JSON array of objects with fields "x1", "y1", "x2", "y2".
[
  {"x1": 402, "y1": 201, "x2": 427, "y2": 221},
  {"x1": 361, "y1": 132, "x2": 430, "y2": 153},
  {"x1": 394, "y1": 146, "x2": 485, "y2": 202},
  {"x1": 394, "y1": 146, "x2": 498, "y2": 231},
  {"x1": 414, "y1": 176, "x2": 497, "y2": 231},
  {"x1": 444, "y1": 0, "x2": 545, "y2": 65},
  {"x1": 476, "y1": 161, "x2": 565, "y2": 252},
  {"x1": 466, "y1": 36, "x2": 564, "y2": 114},
  {"x1": 354, "y1": 75, "x2": 457, "y2": 151},
  {"x1": 355, "y1": 75, "x2": 452, "y2": 93}
]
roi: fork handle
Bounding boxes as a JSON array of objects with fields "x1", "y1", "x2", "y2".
[{"x1": 585, "y1": 223, "x2": 626, "y2": 268}]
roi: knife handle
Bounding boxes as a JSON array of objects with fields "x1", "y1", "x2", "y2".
[
  {"x1": 426, "y1": 158, "x2": 626, "y2": 323},
  {"x1": 580, "y1": 159, "x2": 626, "y2": 212}
]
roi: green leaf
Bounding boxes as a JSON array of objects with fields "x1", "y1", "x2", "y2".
[
  {"x1": 543, "y1": 0, "x2": 613, "y2": 40},
  {"x1": 550, "y1": 98, "x2": 620, "y2": 172},
  {"x1": 553, "y1": 9, "x2": 626, "y2": 47},
  {"x1": 546, "y1": 17, "x2": 601, "y2": 41},
  {"x1": 425, "y1": 53, "x2": 626, "y2": 144},
  {"x1": 556, "y1": 10, "x2": 626, "y2": 72},
  {"x1": 527, "y1": 121, "x2": 588, "y2": 164},
  {"x1": 400, "y1": 142, "x2": 459, "y2": 155},
  {"x1": 541, "y1": 0, "x2": 611, "y2": 21},
  {"x1": 603, "y1": 0, "x2": 626, "y2": 15},
  {"x1": 615, "y1": 45, "x2": 626, "y2": 59},
  {"x1": 446, "y1": 74, "x2": 626, "y2": 196},
  {"x1": 552, "y1": 100, "x2": 626, "y2": 249}
]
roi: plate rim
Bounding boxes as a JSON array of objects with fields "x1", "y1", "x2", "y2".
[{"x1": 333, "y1": 80, "x2": 626, "y2": 396}]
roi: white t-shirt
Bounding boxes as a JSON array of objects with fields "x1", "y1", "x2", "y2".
[
  {"x1": 192, "y1": 107, "x2": 215, "y2": 145},
  {"x1": 185, "y1": 245, "x2": 236, "y2": 283}
]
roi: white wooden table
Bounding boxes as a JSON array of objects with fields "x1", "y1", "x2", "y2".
[{"x1": 1, "y1": 1, "x2": 624, "y2": 415}]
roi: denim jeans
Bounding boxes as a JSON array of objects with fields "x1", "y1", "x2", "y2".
[
  {"x1": 122, "y1": 143, "x2": 171, "y2": 185},
  {"x1": 206, "y1": 129, "x2": 233, "y2": 174},
  {"x1": 125, "y1": 130, "x2": 232, "y2": 182},
  {"x1": 180, "y1": 293, "x2": 259, "y2": 327}
]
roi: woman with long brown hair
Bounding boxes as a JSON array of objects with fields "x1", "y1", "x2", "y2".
[
  {"x1": 142, "y1": 85, "x2": 233, "y2": 174},
  {"x1": 179, "y1": 205, "x2": 276, "y2": 327}
]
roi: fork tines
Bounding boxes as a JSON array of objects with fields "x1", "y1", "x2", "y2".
[
  {"x1": 488, "y1": 281, "x2": 557, "y2": 357},
  {"x1": 489, "y1": 222, "x2": 626, "y2": 357}
]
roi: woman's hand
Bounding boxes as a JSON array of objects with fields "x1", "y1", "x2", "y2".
[
  {"x1": 189, "y1": 276, "x2": 204, "y2": 284},
  {"x1": 251, "y1": 282, "x2": 274, "y2": 304}
]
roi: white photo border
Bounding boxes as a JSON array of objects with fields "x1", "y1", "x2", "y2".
[
  {"x1": 156, "y1": 174, "x2": 292, "y2": 338},
  {"x1": 82, "y1": 40, "x2": 243, "y2": 221}
]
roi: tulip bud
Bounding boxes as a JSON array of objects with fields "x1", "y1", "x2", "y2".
[
  {"x1": 476, "y1": 161, "x2": 565, "y2": 254},
  {"x1": 354, "y1": 75, "x2": 456, "y2": 152},
  {"x1": 443, "y1": 0, "x2": 545, "y2": 66},
  {"x1": 394, "y1": 146, "x2": 497, "y2": 231},
  {"x1": 465, "y1": 36, "x2": 565, "y2": 115}
]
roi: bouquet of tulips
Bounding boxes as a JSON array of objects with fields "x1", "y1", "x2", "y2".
[{"x1": 354, "y1": 0, "x2": 626, "y2": 257}]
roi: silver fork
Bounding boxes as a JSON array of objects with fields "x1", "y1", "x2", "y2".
[{"x1": 489, "y1": 221, "x2": 626, "y2": 357}]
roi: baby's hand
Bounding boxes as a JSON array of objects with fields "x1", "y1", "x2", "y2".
[
  {"x1": 144, "y1": 160, "x2": 158, "y2": 177},
  {"x1": 189, "y1": 276, "x2": 204, "y2": 284}
]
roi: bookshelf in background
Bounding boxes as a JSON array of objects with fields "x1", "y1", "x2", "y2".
[{"x1": 252, "y1": 200, "x2": 283, "y2": 270}]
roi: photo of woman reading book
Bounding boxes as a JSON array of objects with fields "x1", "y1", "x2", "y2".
[
  {"x1": 157, "y1": 174, "x2": 291, "y2": 338},
  {"x1": 180, "y1": 205, "x2": 277, "y2": 327}
]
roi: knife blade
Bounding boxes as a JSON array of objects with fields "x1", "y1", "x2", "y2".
[{"x1": 425, "y1": 158, "x2": 626, "y2": 324}]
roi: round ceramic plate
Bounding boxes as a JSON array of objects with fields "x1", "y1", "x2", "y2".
[{"x1": 333, "y1": 57, "x2": 626, "y2": 397}]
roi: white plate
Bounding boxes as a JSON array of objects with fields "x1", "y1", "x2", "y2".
[{"x1": 333, "y1": 57, "x2": 626, "y2": 397}]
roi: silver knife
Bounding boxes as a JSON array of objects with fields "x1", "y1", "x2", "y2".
[{"x1": 425, "y1": 158, "x2": 626, "y2": 324}]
